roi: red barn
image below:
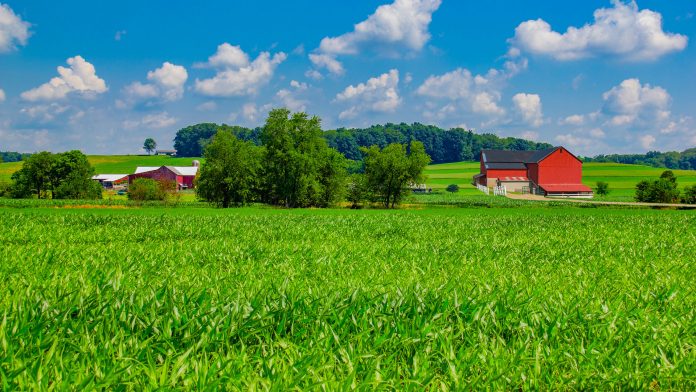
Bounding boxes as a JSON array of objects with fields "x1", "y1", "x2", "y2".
[
  {"x1": 128, "y1": 165, "x2": 199, "y2": 190},
  {"x1": 473, "y1": 146, "x2": 593, "y2": 197}
]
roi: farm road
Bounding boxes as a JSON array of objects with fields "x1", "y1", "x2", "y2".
[{"x1": 506, "y1": 193, "x2": 696, "y2": 208}]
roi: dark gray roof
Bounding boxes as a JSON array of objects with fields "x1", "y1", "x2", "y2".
[
  {"x1": 485, "y1": 162, "x2": 526, "y2": 169},
  {"x1": 481, "y1": 147, "x2": 559, "y2": 164}
]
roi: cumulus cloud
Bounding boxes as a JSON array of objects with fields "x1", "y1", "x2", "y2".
[
  {"x1": 276, "y1": 80, "x2": 309, "y2": 112},
  {"x1": 122, "y1": 62, "x2": 188, "y2": 105},
  {"x1": 639, "y1": 134, "x2": 656, "y2": 149},
  {"x1": 0, "y1": 88, "x2": 5, "y2": 102},
  {"x1": 601, "y1": 78, "x2": 670, "y2": 126},
  {"x1": 21, "y1": 56, "x2": 107, "y2": 101},
  {"x1": 310, "y1": 0, "x2": 441, "y2": 75},
  {"x1": 0, "y1": 3, "x2": 30, "y2": 52},
  {"x1": 123, "y1": 112, "x2": 177, "y2": 130},
  {"x1": 510, "y1": 1, "x2": 688, "y2": 61},
  {"x1": 560, "y1": 114, "x2": 585, "y2": 126},
  {"x1": 195, "y1": 43, "x2": 286, "y2": 97},
  {"x1": 512, "y1": 93, "x2": 543, "y2": 127},
  {"x1": 336, "y1": 69, "x2": 400, "y2": 120},
  {"x1": 415, "y1": 62, "x2": 525, "y2": 121}
]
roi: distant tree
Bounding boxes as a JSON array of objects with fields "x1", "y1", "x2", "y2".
[
  {"x1": 143, "y1": 138, "x2": 157, "y2": 155},
  {"x1": 127, "y1": 178, "x2": 171, "y2": 201},
  {"x1": 9, "y1": 150, "x2": 101, "y2": 199},
  {"x1": 362, "y1": 141, "x2": 431, "y2": 208},
  {"x1": 196, "y1": 130, "x2": 263, "y2": 208},
  {"x1": 682, "y1": 185, "x2": 696, "y2": 204},
  {"x1": 347, "y1": 173, "x2": 368, "y2": 208},
  {"x1": 174, "y1": 123, "x2": 220, "y2": 157},
  {"x1": 595, "y1": 181, "x2": 610, "y2": 196},
  {"x1": 635, "y1": 171, "x2": 680, "y2": 203},
  {"x1": 260, "y1": 109, "x2": 346, "y2": 208},
  {"x1": 446, "y1": 184, "x2": 460, "y2": 193}
]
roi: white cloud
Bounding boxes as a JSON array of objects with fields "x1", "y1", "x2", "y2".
[
  {"x1": 416, "y1": 65, "x2": 520, "y2": 120},
  {"x1": 206, "y1": 43, "x2": 250, "y2": 68},
  {"x1": 242, "y1": 103, "x2": 259, "y2": 122},
  {"x1": 195, "y1": 44, "x2": 286, "y2": 97},
  {"x1": 123, "y1": 112, "x2": 177, "y2": 130},
  {"x1": 309, "y1": 53, "x2": 345, "y2": 76},
  {"x1": 310, "y1": 0, "x2": 441, "y2": 75},
  {"x1": 336, "y1": 69, "x2": 401, "y2": 119},
  {"x1": 121, "y1": 62, "x2": 188, "y2": 106},
  {"x1": 21, "y1": 56, "x2": 107, "y2": 101},
  {"x1": 639, "y1": 134, "x2": 656, "y2": 149},
  {"x1": 196, "y1": 101, "x2": 217, "y2": 111},
  {"x1": 305, "y1": 69, "x2": 323, "y2": 81},
  {"x1": 276, "y1": 80, "x2": 309, "y2": 112},
  {"x1": 589, "y1": 128, "x2": 606, "y2": 138},
  {"x1": 0, "y1": 3, "x2": 30, "y2": 52},
  {"x1": 0, "y1": 88, "x2": 5, "y2": 102},
  {"x1": 512, "y1": 93, "x2": 543, "y2": 127},
  {"x1": 510, "y1": 1, "x2": 688, "y2": 61},
  {"x1": 602, "y1": 78, "x2": 670, "y2": 126},
  {"x1": 560, "y1": 114, "x2": 585, "y2": 126},
  {"x1": 520, "y1": 131, "x2": 539, "y2": 141},
  {"x1": 20, "y1": 103, "x2": 70, "y2": 123}
]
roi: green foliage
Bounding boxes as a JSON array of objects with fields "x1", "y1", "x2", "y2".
[
  {"x1": 362, "y1": 142, "x2": 431, "y2": 208},
  {"x1": 635, "y1": 171, "x2": 681, "y2": 203},
  {"x1": 174, "y1": 123, "x2": 259, "y2": 157},
  {"x1": 127, "y1": 178, "x2": 174, "y2": 202},
  {"x1": 682, "y1": 185, "x2": 696, "y2": 204},
  {"x1": 347, "y1": 173, "x2": 368, "y2": 208},
  {"x1": 143, "y1": 138, "x2": 157, "y2": 155},
  {"x1": 196, "y1": 130, "x2": 263, "y2": 207},
  {"x1": 0, "y1": 206, "x2": 694, "y2": 389},
  {"x1": 446, "y1": 184, "x2": 459, "y2": 193},
  {"x1": 260, "y1": 109, "x2": 346, "y2": 208},
  {"x1": 595, "y1": 181, "x2": 609, "y2": 196},
  {"x1": 9, "y1": 150, "x2": 101, "y2": 200},
  {"x1": 585, "y1": 148, "x2": 696, "y2": 170},
  {"x1": 0, "y1": 151, "x2": 30, "y2": 163}
]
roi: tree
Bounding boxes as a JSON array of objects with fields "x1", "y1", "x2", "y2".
[
  {"x1": 196, "y1": 130, "x2": 263, "y2": 208},
  {"x1": 682, "y1": 185, "x2": 696, "y2": 204},
  {"x1": 260, "y1": 109, "x2": 346, "y2": 208},
  {"x1": 595, "y1": 181, "x2": 609, "y2": 196},
  {"x1": 173, "y1": 123, "x2": 220, "y2": 157},
  {"x1": 635, "y1": 171, "x2": 680, "y2": 203},
  {"x1": 9, "y1": 150, "x2": 101, "y2": 199},
  {"x1": 143, "y1": 138, "x2": 157, "y2": 155},
  {"x1": 362, "y1": 141, "x2": 431, "y2": 208},
  {"x1": 446, "y1": 184, "x2": 460, "y2": 193},
  {"x1": 128, "y1": 178, "x2": 172, "y2": 201},
  {"x1": 347, "y1": 174, "x2": 368, "y2": 209}
]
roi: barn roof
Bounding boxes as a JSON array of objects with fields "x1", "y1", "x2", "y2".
[
  {"x1": 167, "y1": 166, "x2": 199, "y2": 176},
  {"x1": 92, "y1": 174, "x2": 128, "y2": 182},
  {"x1": 485, "y1": 162, "x2": 527, "y2": 170},
  {"x1": 481, "y1": 147, "x2": 558, "y2": 164},
  {"x1": 134, "y1": 166, "x2": 160, "y2": 174}
]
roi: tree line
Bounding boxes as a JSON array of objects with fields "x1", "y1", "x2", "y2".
[
  {"x1": 585, "y1": 148, "x2": 696, "y2": 170},
  {"x1": 196, "y1": 109, "x2": 430, "y2": 208},
  {"x1": 635, "y1": 170, "x2": 696, "y2": 204},
  {"x1": 173, "y1": 122, "x2": 552, "y2": 164}
]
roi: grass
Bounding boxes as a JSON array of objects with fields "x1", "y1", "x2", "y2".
[{"x1": 0, "y1": 203, "x2": 694, "y2": 389}]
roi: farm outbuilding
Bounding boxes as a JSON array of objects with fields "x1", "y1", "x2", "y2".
[
  {"x1": 91, "y1": 174, "x2": 128, "y2": 189},
  {"x1": 128, "y1": 164, "x2": 199, "y2": 189},
  {"x1": 474, "y1": 147, "x2": 593, "y2": 197}
]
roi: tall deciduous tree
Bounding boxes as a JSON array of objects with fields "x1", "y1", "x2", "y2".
[
  {"x1": 10, "y1": 150, "x2": 101, "y2": 199},
  {"x1": 196, "y1": 130, "x2": 263, "y2": 208},
  {"x1": 362, "y1": 142, "x2": 431, "y2": 208},
  {"x1": 260, "y1": 109, "x2": 346, "y2": 208},
  {"x1": 143, "y1": 138, "x2": 157, "y2": 155}
]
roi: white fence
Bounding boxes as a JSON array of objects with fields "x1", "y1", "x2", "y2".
[
  {"x1": 493, "y1": 185, "x2": 507, "y2": 196},
  {"x1": 476, "y1": 183, "x2": 489, "y2": 195}
]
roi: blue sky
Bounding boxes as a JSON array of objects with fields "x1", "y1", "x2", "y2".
[{"x1": 0, "y1": 0, "x2": 694, "y2": 155}]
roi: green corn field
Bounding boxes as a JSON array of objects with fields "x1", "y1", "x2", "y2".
[{"x1": 0, "y1": 204, "x2": 694, "y2": 389}]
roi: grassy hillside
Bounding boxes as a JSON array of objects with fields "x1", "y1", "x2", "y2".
[
  {"x1": 424, "y1": 161, "x2": 696, "y2": 201},
  {"x1": 0, "y1": 155, "x2": 202, "y2": 183}
]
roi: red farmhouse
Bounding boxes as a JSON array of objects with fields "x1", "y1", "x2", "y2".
[
  {"x1": 473, "y1": 146, "x2": 593, "y2": 197},
  {"x1": 128, "y1": 165, "x2": 199, "y2": 190}
]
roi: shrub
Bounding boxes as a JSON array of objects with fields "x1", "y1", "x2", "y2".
[
  {"x1": 635, "y1": 171, "x2": 680, "y2": 203},
  {"x1": 682, "y1": 185, "x2": 696, "y2": 204},
  {"x1": 446, "y1": 184, "x2": 459, "y2": 193},
  {"x1": 595, "y1": 181, "x2": 609, "y2": 196},
  {"x1": 127, "y1": 178, "x2": 175, "y2": 202}
]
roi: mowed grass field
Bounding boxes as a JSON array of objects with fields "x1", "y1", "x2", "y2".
[
  {"x1": 0, "y1": 155, "x2": 202, "y2": 183},
  {"x1": 424, "y1": 161, "x2": 696, "y2": 201},
  {"x1": 0, "y1": 204, "x2": 694, "y2": 389}
]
